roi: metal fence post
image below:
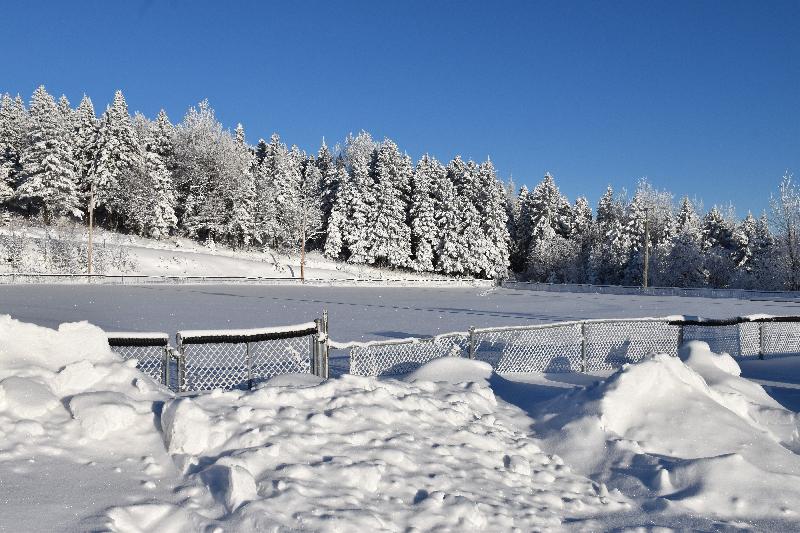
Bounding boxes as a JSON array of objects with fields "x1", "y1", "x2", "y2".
[
  {"x1": 758, "y1": 322, "x2": 765, "y2": 360},
  {"x1": 468, "y1": 327, "x2": 476, "y2": 359},
  {"x1": 677, "y1": 324, "x2": 684, "y2": 354},
  {"x1": 162, "y1": 346, "x2": 170, "y2": 387},
  {"x1": 580, "y1": 322, "x2": 587, "y2": 372},
  {"x1": 177, "y1": 344, "x2": 186, "y2": 393},
  {"x1": 246, "y1": 342, "x2": 253, "y2": 389},
  {"x1": 312, "y1": 318, "x2": 321, "y2": 377},
  {"x1": 321, "y1": 309, "x2": 329, "y2": 379}
]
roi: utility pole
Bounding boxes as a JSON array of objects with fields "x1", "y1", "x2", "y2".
[
  {"x1": 87, "y1": 183, "x2": 95, "y2": 276},
  {"x1": 642, "y1": 207, "x2": 650, "y2": 288},
  {"x1": 300, "y1": 204, "x2": 306, "y2": 283}
]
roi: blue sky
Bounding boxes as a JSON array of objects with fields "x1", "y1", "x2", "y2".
[{"x1": 1, "y1": 1, "x2": 797, "y2": 215}]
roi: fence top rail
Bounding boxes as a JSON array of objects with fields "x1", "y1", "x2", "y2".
[
  {"x1": 472, "y1": 316, "x2": 683, "y2": 335},
  {"x1": 333, "y1": 331, "x2": 469, "y2": 350},
  {"x1": 177, "y1": 322, "x2": 318, "y2": 345},
  {"x1": 106, "y1": 332, "x2": 170, "y2": 347}
]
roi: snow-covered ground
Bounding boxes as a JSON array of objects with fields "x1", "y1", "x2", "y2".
[
  {"x1": 1, "y1": 315, "x2": 799, "y2": 531},
  {"x1": 0, "y1": 220, "x2": 471, "y2": 281},
  {"x1": 2, "y1": 284, "x2": 800, "y2": 340}
]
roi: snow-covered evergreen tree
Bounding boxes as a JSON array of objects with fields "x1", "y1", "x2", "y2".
[
  {"x1": 323, "y1": 160, "x2": 349, "y2": 260},
  {"x1": 91, "y1": 90, "x2": 143, "y2": 227},
  {"x1": 73, "y1": 95, "x2": 98, "y2": 206},
  {"x1": 0, "y1": 94, "x2": 28, "y2": 207},
  {"x1": 16, "y1": 86, "x2": 81, "y2": 222},
  {"x1": 476, "y1": 158, "x2": 509, "y2": 279},
  {"x1": 410, "y1": 155, "x2": 442, "y2": 272},
  {"x1": 434, "y1": 169, "x2": 471, "y2": 275},
  {"x1": 662, "y1": 196, "x2": 706, "y2": 287},
  {"x1": 524, "y1": 173, "x2": 572, "y2": 280},
  {"x1": 342, "y1": 131, "x2": 377, "y2": 264},
  {"x1": 364, "y1": 139, "x2": 412, "y2": 267},
  {"x1": 589, "y1": 186, "x2": 628, "y2": 284}
]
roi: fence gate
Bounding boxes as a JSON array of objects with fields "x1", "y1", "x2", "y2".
[{"x1": 176, "y1": 320, "x2": 325, "y2": 392}]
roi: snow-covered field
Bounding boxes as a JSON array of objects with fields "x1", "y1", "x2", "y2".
[
  {"x1": 2, "y1": 283, "x2": 800, "y2": 340},
  {"x1": 1, "y1": 314, "x2": 799, "y2": 531}
]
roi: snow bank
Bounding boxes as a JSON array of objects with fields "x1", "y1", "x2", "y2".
[
  {"x1": 0, "y1": 315, "x2": 181, "y2": 531},
  {"x1": 532, "y1": 341, "x2": 800, "y2": 519},
  {"x1": 109, "y1": 358, "x2": 624, "y2": 530}
]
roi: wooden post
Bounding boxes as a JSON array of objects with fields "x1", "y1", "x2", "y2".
[
  {"x1": 642, "y1": 207, "x2": 649, "y2": 289},
  {"x1": 87, "y1": 183, "x2": 95, "y2": 276},
  {"x1": 300, "y1": 205, "x2": 306, "y2": 283}
]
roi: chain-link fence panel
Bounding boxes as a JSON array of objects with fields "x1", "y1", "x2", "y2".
[
  {"x1": 181, "y1": 342, "x2": 249, "y2": 391},
  {"x1": 349, "y1": 334, "x2": 469, "y2": 377},
  {"x1": 682, "y1": 323, "x2": 741, "y2": 356},
  {"x1": 473, "y1": 324, "x2": 583, "y2": 373},
  {"x1": 250, "y1": 336, "x2": 313, "y2": 382},
  {"x1": 585, "y1": 321, "x2": 680, "y2": 371},
  {"x1": 110, "y1": 344, "x2": 166, "y2": 384},
  {"x1": 738, "y1": 322, "x2": 762, "y2": 358},
  {"x1": 760, "y1": 321, "x2": 800, "y2": 357}
]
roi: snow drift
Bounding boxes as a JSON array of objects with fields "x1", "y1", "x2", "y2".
[
  {"x1": 532, "y1": 341, "x2": 800, "y2": 519},
  {"x1": 2, "y1": 315, "x2": 800, "y2": 530}
]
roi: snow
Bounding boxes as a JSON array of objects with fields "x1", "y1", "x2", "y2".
[
  {"x1": 2, "y1": 314, "x2": 799, "y2": 530},
  {"x1": 177, "y1": 322, "x2": 317, "y2": 342},
  {"x1": 529, "y1": 341, "x2": 800, "y2": 522}
]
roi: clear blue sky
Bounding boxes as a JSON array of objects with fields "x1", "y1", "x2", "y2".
[{"x1": 1, "y1": 1, "x2": 797, "y2": 216}]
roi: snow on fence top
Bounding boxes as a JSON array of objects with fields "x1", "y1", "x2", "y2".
[
  {"x1": 106, "y1": 332, "x2": 170, "y2": 347},
  {"x1": 176, "y1": 322, "x2": 318, "y2": 345}
]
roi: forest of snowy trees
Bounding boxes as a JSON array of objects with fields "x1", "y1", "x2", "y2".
[{"x1": 1, "y1": 86, "x2": 799, "y2": 289}]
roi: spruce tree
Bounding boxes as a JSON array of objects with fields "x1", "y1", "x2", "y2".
[
  {"x1": 0, "y1": 94, "x2": 27, "y2": 207},
  {"x1": 364, "y1": 139, "x2": 412, "y2": 267},
  {"x1": 342, "y1": 131, "x2": 377, "y2": 264},
  {"x1": 91, "y1": 90, "x2": 143, "y2": 227},
  {"x1": 410, "y1": 155, "x2": 441, "y2": 272},
  {"x1": 17, "y1": 86, "x2": 81, "y2": 222}
]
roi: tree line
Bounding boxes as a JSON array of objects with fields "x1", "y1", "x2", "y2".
[{"x1": 1, "y1": 86, "x2": 798, "y2": 288}]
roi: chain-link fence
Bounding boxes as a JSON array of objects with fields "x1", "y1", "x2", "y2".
[
  {"x1": 107, "y1": 314, "x2": 800, "y2": 385},
  {"x1": 176, "y1": 319, "x2": 326, "y2": 392},
  {"x1": 107, "y1": 333, "x2": 171, "y2": 385},
  {"x1": 344, "y1": 316, "x2": 800, "y2": 377},
  {"x1": 105, "y1": 314, "x2": 328, "y2": 392},
  {"x1": 349, "y1": 333, "x2": 469, "y2": 377}
]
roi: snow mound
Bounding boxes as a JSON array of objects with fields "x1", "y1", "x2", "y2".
[
  {"x1": 533, "y1": 343, "x2": 800, "y2": 519},
  {"x1": 111, "y1": 373, "x2": 625, "y2": 530},
  {"x1": 0, "y1": 315, "x2": 181, "y2": 531},
  {"x1": 404, "y1": 356, "x2": 494, "y2": 384}
]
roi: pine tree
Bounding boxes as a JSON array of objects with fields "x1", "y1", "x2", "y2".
[
  {"x1": 316, "y1": 138, "x2": 339, "y2": 232},
  {"x1": 342, "y1": 131, "x2": 377, "y2": 264},
  {"x1": 73, "y1": 95, "x2": 98, "y2": 203},
  {"x1": 0, "y1": 94, "x2": 28, "y2": 206},
  {"x1": 364, "y1": 139, "x2": 412, "y2": 267},
  {"x1": 91, "y1": 90, "x2": 143, "y2": 227},
  {"x1": 434, "y1": 170, "x2": 470, "y2": 275},
  {"x1": 663, "y1": 197, "x2": 706, "y2": 287},
  {"x1": 510, "y1": 184, "x2": 530, "y2": 272},
  {"x1": 225, "y1": 123, "x2": 255, "y2": 246},
  {"x1": 524, "y1": 173, "x2": 571, "y2": 280},
  {"x1": 323, "y1": 160, "x2": 349, "y2": 260},
  {"x1": 589, "y1": 186, "x2": 628, "y2": 284},
  {"x1": 16, "y1": 86, "x2": 81, "y2": 222},
  {"x1": 476, "y1": 158, "x2": 509, "y2": 279},
  {"x1": 447, "y1": 157, "x2": 484, "y2": 274},
  {"x1": 410, "y1": 154, "x2": 441, "y2": 272}
]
